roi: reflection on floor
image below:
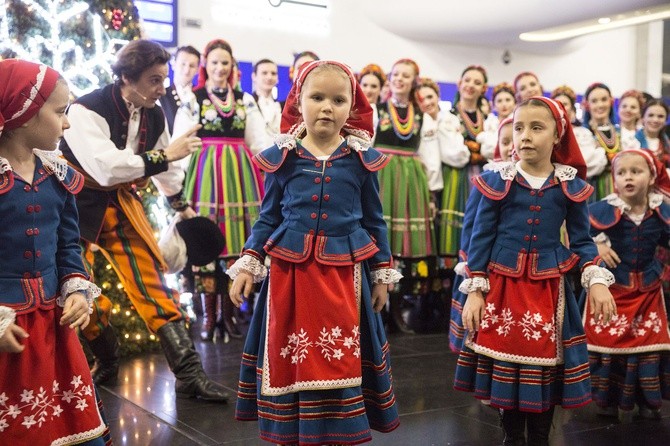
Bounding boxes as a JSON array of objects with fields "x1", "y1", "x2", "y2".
[{"x1": 99, "y1": 329, "x2": 670, "y2": 445}]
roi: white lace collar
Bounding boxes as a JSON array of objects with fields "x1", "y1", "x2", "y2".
[
  {"x1": 605, "y1": 192, "x2": 663, "y2": 213},
  {"x1": 0, "y1": 149, "x2": 68, "y2": 181},
  {"x1": 488, "y1": 161, "x2": 577, "y2": 182},
  {"x1": 274, "y1": 132, "x2": 369, "y2": 153}
]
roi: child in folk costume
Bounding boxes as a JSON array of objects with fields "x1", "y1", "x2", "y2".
[
  {"x1": 227, "y1": 60, "x2": 401, "y2": 445},
  {"x1": 454, "y1": 97, "x2": 617, "y2": 446},
  {"x1": 0, "y1": 59, "x2": 107, "y2": 445},
  {"x1": 478, "y1": 82, "x2": 516, "y2": 163},
  {"x1": 449, "y1": 117, "x2": 513, "y2": 352},
  {"x1": 585, "y1": 149, "x2": 670, "y2": 420}
]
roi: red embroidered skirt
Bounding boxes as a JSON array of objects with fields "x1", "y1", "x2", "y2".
[
  {"x1": 0, "y1": 307, "x2": 106, "y2": 444},
  {"x1": 262, "y1": 256, "x2": 362, "y2": 395}
]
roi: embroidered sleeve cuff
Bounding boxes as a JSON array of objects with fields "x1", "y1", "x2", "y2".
[
  {"x1": 166, "y1": 190, "x2": 189, "y2": 211},
  {"x1": 370, "y1": 268, "x2": 403, "y2": 284},
  {"x1": 226, "y1": 255, "x2": 267, "y2": 283},
  {"x1": 59, "y1": 277, "x2": 102, "y2": 314},
  {"x1": 592, "y1": 232, "x2": 611, "y2": 247},
  {"x1": 458, "y1": 276, "x2": 490, "y2": 294},
  {"x1": 0, "y1": 306, "x2": 16, "y2": 340},
  {"x1": 141, "y1": 149, "x2": 169, "y2": 177},
  {"x1": 581, "y1": 265, "x2": 615, "y2": 289}
]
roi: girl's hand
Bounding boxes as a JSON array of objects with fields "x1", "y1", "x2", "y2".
[
  {"x1": 596, "y1": 243, "x2": 620, "y2": 269},
  {"x1": 462, "y1": 290, "x2": 486, "y2": 332},
  {"x1": 60, "y1": 293, "x2": 91, "y2": 329},
  {"x1": 229, "y1": 271, "x2": 254, "y2": 308},
  {"x1": 0, "y1": 324, "x2": 29, "y2": 353},
  {"x1": 588, "y1": 283, "x2": 617, "y2": 325},
  {"x1": 371, "y1": 283, "x2": 389, "y2": 313}
]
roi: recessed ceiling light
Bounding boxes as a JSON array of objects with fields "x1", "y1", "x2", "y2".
[{"x1": 520, "y1": 5, "x2": 670, "y2": 42}]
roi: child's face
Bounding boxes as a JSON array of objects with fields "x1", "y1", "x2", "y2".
[
  {"x1": 497, "y1": 123, "x2": 513, "y2": 161},
  {"x1": 173, "y1": 51, "x2": 200, "y2": 87},
  {"x1": 360, "y1": 73, "x2": 381, "y2": 105},
  {"x1": 417, "y1": 86, "x2": 439, "y2": 117},
  {"x1": 586, "y1": 87, "x2": 612, "y2": 123},
  {"x1": 299, "y1": 69, "x2": 352, "y2": 142},
  {"x1": 493, "y1": 91, "x2": 515, "y2": 119},
  {"x1": 513, "y1": 104, "x2": 558, "y2": 167},
  {"x1": 642, "y1": 104, "x2": 668, "y2": 136},
  {"x1": 617, "y1": 96, "x2": 641, "y2": 125},
  {"x1": 205, "y1": 47, "x2": 233, "y2": 88},
  {"x1": 252, "y1": 62, "x2": 278, "y2": 93},
  {"x1": 613, "y1": 153, "x2": 654, "y2": 203},
  {"x1": 389, "y1": 63, "x2": 416, "y2": 98},
  {"x1": 25, "y1": 81, "x2": 70, "y2": 150},
  {"x1": 515, "y1": 75, "x2": 542, "y2": 102},
  {"x1": 458, "y1": 69, "x2": 486, "y2": 104}
]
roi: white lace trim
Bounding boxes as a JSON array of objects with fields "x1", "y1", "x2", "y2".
[
  {"x1": 458, "y1": 277, "x2": 491, "y2": 294},
  {"x1": 344, "y1": 134, "x2": 370, "y2": 152},
  {"x1": 0, "y1": 306, "x2": 16, "y2": 340},
  {"x1": 581, "y1": 265, "x2": 615, "y2": 289},
  {"x1": 495, "y1": 162, "x2": 577, "y2": 182},
  {"x1": 453, "y1": 261, "x2": 468, "y2": 277},
  {"x1": 605, "y1": 192, "x2": 663, "y2": 214},
  {"x1": 226, "y1": 255, "x2": 268, "y2": 283},
  {"x1": 33, "y1": 149, "x2": 68, "y2": 181},
  {"x1": 274, "y1": 133, "x2": 298, "y2": 150},
  {"x1": 593, "y1": 232, "x2": 611, "y2": 247},
  {"x1": 553, "y1": 163, "x2": 577, "y2": 181},
  {"x1": 58, "y1": 278, "x2": 101, "y2": 314},
  {"x1": 370, "y1": 268, "x2": 403, "y2": 284},
  {"x1": 0, "y1": 157, "x2": 11, "y2": 174}
]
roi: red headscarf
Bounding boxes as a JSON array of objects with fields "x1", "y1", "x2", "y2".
[
  {"x1": 524, "y1": 96, "x2": 588, "y2": 179},
  {"x1": 0, "y1": 59, "x2": 60, "y2": 137},
  {"x1": 280, "y1": 60, "x2": 374, "y2": 143},
  {"x1": 195, "y1": 39, "x2": 235, "y2": 90},
  {"x1": 611, "y1": 148, "x2": 670, "y2": 200},
  {"x1": 493, "y1": 116, "x2": 513, "y2": 161}
]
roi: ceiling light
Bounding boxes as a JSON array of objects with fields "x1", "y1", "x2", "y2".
[{"x1": 520, "y1": 5, "x2": 670, "y2": 42}]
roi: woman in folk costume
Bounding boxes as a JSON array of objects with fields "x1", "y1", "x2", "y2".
[
  {"x1": 585, "y1": 149, "x2": 670, "y2": 421},
  {"x1": 0, "y1": 59, "x2": 109, "y2": 445},
  {"x1": 582, "y1": 82, "x2": 621, "y2": 200},
  {"x1": 617, "y1": 89, "x2": 645, "y2": 146},
  {"x1": 477, "y1": 82, "x2": 516, "y2": 164},
  {"x1": 243, "y1": 58, "x2": 282, "y2": 154},
  {"x1": 175, "y1": 38, "x2": 265, "y2": 340},
  {"x1": 448, "y1": 117, "x2": 513, "y2": 352},
  {"x1": 438, "y1": 65, "x2": 489, "y2": 258},
  {"x1": 634, "y1": 99, "x2": 670, "y2": 168},
  {"x1": 227, "y1": 60, "x2": 401, "y2": 445},
  {"x1": 374, "y1": 59, "x2": 442, "y2": 331},
  {"x1": 454, "y1": 97, "x2": 616, "y2": 446},
  {"x1": 358, "y1": 63, "x2": 386, "y2": 141}
]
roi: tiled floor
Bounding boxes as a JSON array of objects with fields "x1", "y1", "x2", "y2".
[{"x1": 99, "y1": 327, "x2": 670, "y2": 445}]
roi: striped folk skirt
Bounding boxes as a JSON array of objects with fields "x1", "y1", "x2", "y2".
[
  {"x1": 376, "y1": 146, "x2": 434, "y2": 259},
  {"x1": 184, "y1": 137, "x2": 264, "y2": 258},
  {"x1": 235, "y1": 257, "x2": 399, "y2": 445},
  {"x1": 453, "y1": 273, "x2": 592, "y2": 413}
]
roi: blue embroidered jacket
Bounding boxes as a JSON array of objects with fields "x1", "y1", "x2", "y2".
[
  {"x1": 0, "y1": 158, "x2": 87, "y2": 314},
  {"x1": 241, "y1": 141, "x2": 392, "y2": 268},
  {"x1": 466, "y1": 165, "x2": 601, "y2": 279},
  {"x1": 589, "y1": 197, "x2": 670, "y2": 290}
]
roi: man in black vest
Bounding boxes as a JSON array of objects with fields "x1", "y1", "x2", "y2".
[
  {"x1": 159, "y1": 45, "x2": 200, "y2": 135},
  {"x1": 60, "y1": 39, "x2": 230, "y2": 402}
]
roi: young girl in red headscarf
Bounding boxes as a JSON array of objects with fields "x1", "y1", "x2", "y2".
[
  {"x1": 585, "y1": 149, "x2": 670, "y2": 421},
  {"x1": 227, "y1": 60, "x2": 401, "y2": 445},
  {"x1": 455, "y1": 97, "x2": 617, "y2": 445},
  {"x1": 0, "y1": 59, "x2": 107, "y2": 445}
]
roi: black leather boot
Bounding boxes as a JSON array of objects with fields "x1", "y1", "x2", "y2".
[
  {"x1": 157, "y1": 321, "x2": 231, "y2": 402},
  {"x1": 200, "y1": 293, "x2": 217, "y2": 342},
  {"x1": 87, "y1": 325, "x2": 120, "y2": 385},
  {"x1": 526, "y1": 407, "x2": 554, "y2": 446},
  {"x1": 220, "y1": 294, "x2": 243, "y2": 339},
  {"x1": 501, "y1": 409, "x2": 527, "y2": 446}
]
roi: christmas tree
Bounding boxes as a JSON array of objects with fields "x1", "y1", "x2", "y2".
[{"x1": 1, "y1": 0, "x2": 173, "y2": 355}]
